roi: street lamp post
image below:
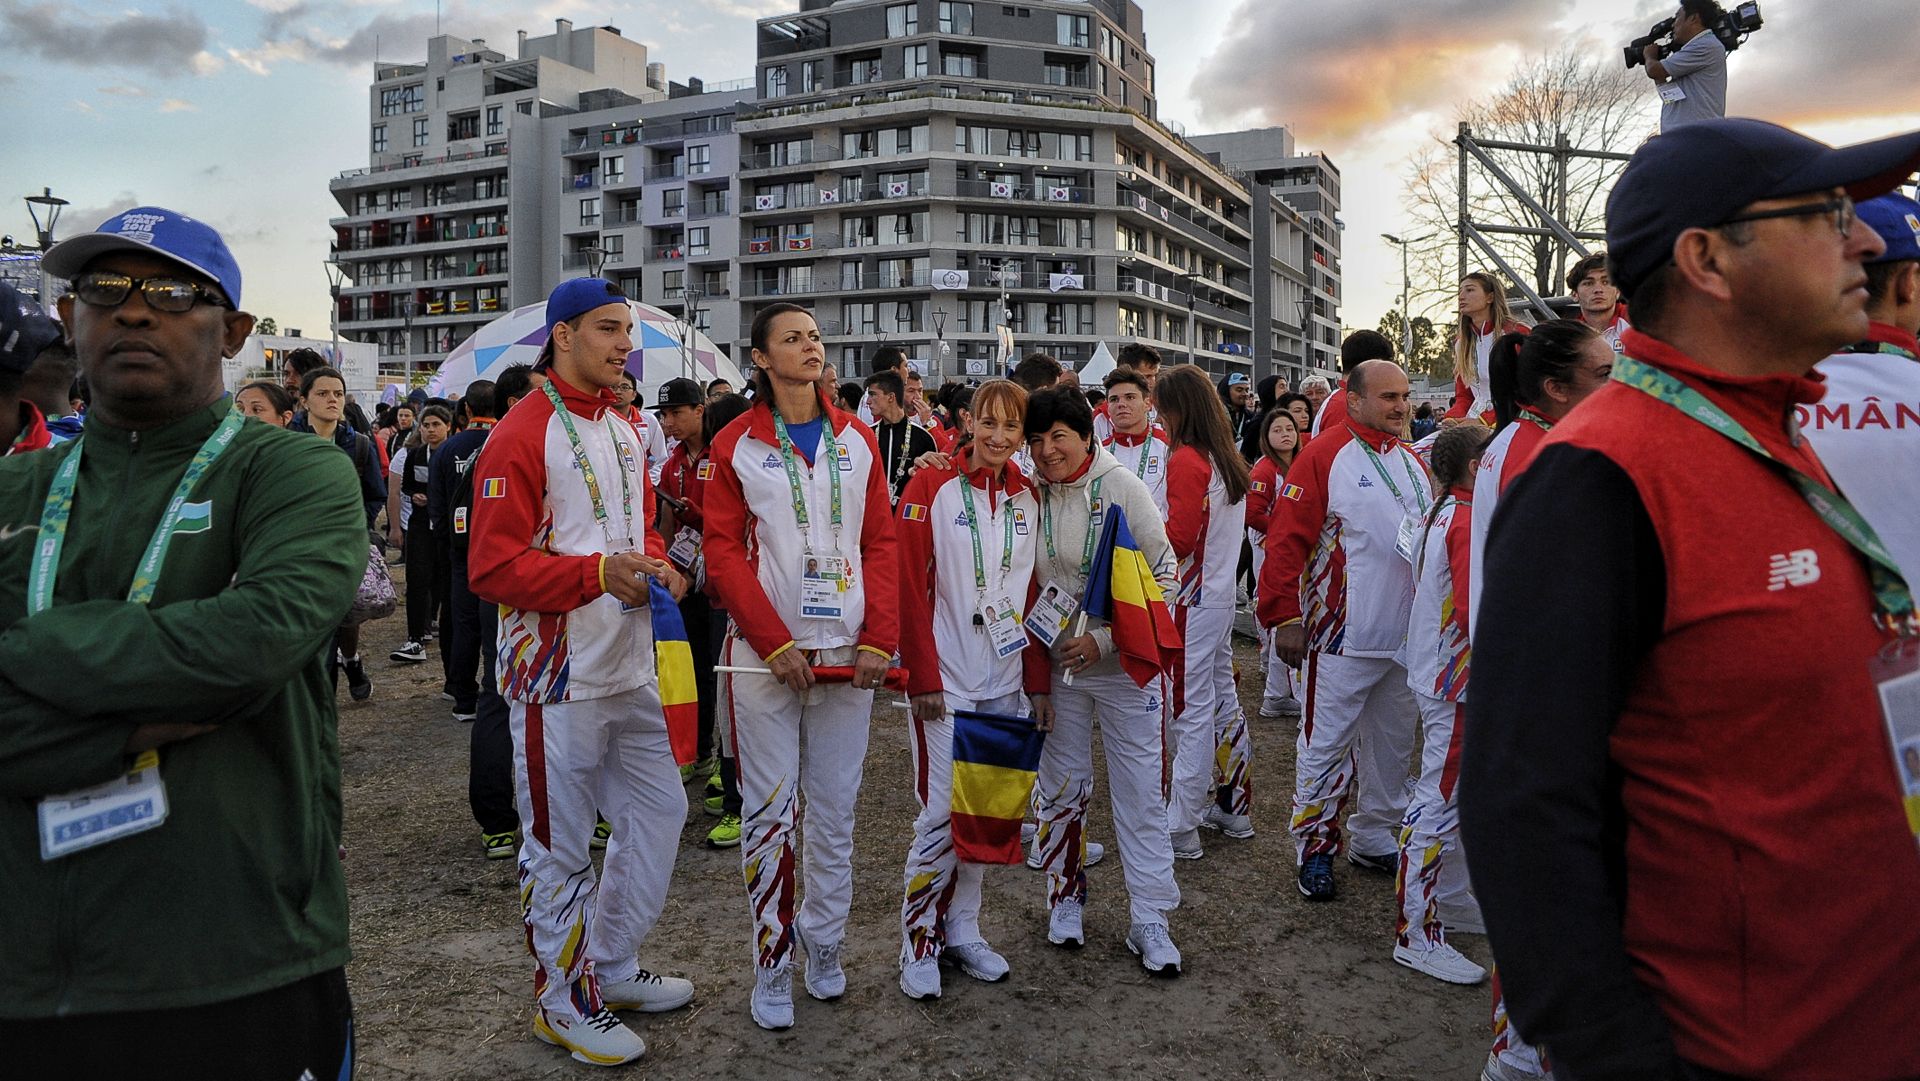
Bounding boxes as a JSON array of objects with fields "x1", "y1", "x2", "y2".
[
  {"x1": 1381, "y1": 232, "x2": 1435, "y2": 362},
  {"x1": 680, "y1": 287, "x2": 705, "y2": 381},
  {"x1": 324, "y1": 253, "x2": 348, "y2": 372},
  {"x1": 25, "y1": 188, "x2": 69, "y2": 251},
  {"x1": 583, "y1": 244, "x2": 608, "y2": 279},
  {"x1": 1181, "y1": 271, "x2": 1198, "y2": 367},
  {"x1": 400, "y1": 298, "x2": 418, "y2": 389},
  {"x1": 931, "y1": 306, "x2": 948, "y2": 383}
]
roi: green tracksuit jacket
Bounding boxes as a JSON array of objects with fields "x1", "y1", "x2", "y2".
[{"x1": 0, "y1": 399, "x2": 366, "y2": 1017}]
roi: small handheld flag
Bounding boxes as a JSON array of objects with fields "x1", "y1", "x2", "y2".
[
  {"x1": 1079, "y1": 506, "x2": 1183, "y2": 688},
  {"x1": 650, "y1": 581, "x2": 699, "y2": 765},
  {"x1": 949, "y1": 710, "x2": 1045, "y2": 864}
]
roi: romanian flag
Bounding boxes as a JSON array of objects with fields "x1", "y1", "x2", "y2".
[
  {"x1": 901, "y1": 503, "x2": 928, "y2": 522},
  {"x1": 949, "y1": 710, "x2": 1045, "y2": 864},
  {"x1": 650, "y1": 581, "x2": 699, "y2": 765},
  {"x1": 1080, "y1": 506, "x2": 1183, "y2": 688},
  {"x1": 1280, "y1": 483, "x2": 1304, "y2": 501}
]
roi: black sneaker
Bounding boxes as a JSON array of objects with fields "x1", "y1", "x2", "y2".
[
  {"x1": 342, "y1": 655, "x2": 372, "y2": 701},
  {"x1": 390, "y1": 640, "x2": 427, "y2": 663},
  {"x1": 1347, "y1": 849, "x2": 1397, "y2": 874},
  {"x1": 1297, "y1": 853, "x2": 1336, "y2": 901}
]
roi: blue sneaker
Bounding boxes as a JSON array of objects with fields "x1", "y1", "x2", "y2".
[{"x1": 1297, "y1": 853, "x2": 1336, "y2": 901}]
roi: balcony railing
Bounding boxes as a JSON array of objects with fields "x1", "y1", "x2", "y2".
[
  {"x1": 562, "y1": 251, "x2": 626, "y2": 270},
  {"x1": 564, "y1": 174, "x2": 599, "y2": 193},
  {"x1": 689, "y1": 195, "x2": 731, "y2": 220},
  {"x1": 742, "y1": 141, "x2": 844, "y2": 170},
  {"x1": 645, "y1": 161, "x2": 686, "y2": 181}
]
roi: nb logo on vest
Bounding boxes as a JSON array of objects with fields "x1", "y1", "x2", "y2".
[{"x1": 1766, "y1": 549, "x2": 1820, "y2": 591}]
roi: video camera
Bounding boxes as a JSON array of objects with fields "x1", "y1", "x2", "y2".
[{"x1": 1623, "y1": 2, "x2": 1763, "y2": 68}]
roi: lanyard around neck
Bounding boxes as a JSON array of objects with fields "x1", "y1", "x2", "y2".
[
  {"x1": 772, "y1": 405, "x2": 842, "y2": 553},
  {"x1": 1614, "y1": 354, "x2": 1916, "y2": 635},
  {"x1": 29, "y1": 412, "x2": 245, "y2": 615},
  {"x1": 1355, "y1": 435, "x2": 1429, "y2": 516},
  {"x1": 1842, "y1": 339, "x2": 1920, "y2": 362},
  {"x1": 958, "y1": 472, "x2": 1016, "y2": 595},
  {"x1": 542, "y1": 382, "x2": 635, "y2": 550},
  {"x1": 1042, "y1": 475, "x2": 1104, "y2": 578}
]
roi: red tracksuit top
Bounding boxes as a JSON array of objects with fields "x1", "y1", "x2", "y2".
[
  {"x1": 1544, "y1": 330, "x2": 1920, "y2": 1077},
  {"x1": 701, "y1": 393, "x2": 900, "y2": 663}
]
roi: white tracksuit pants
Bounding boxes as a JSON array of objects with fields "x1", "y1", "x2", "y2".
[
  {"x1": 724, "y1": 636, "x2": 875, "y2": 971},
  {"x1": 1261, "y1": 627, "x2": 1298, "y2": 703},
  {"x1": 1169, "y1": 604, "x2": 1252, "y2": 833},
  {"x1": 1032, "y1": 666, "x2": 1181, "y2": 925},
  {"x1": 1490, "y1": 968, "x2": 1548, "y2": 1074},
  {"x1": 1289, "y1": 651, "x2": 1417, "y2": 863},
  {"x1": 510, "y1": 683, "x2": 687, "y2": 1017},
  {"x1": 900, "y1": 689, "x2": 1026, "y2": 963},
  {"x1": 1394, "y1": 691, "x2": 1477, "y2": 945}
]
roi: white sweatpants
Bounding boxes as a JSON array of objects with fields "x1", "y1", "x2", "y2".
[
  {"x1": 510, "y1": 683, "x2": 687, "y2": 1016},
  {"x1": 1395, "y1": 691, "x2": 1476, "y2": 945},
  {"x1": 1289, "y1": 651, "x2": 1417, "y2": 863},
  {"x1": 900, "y1": 689, "x2": 1026, "y2": 963},
  {"x1": 1261, "y1": 628, "x2": 1298, "y2": 703},
  {"x1": 724, "y1": 636, "x2": 874, "y2": 971},
  {"x1": 1490, "y1": 968, "x2": 1548, "y2": 1074},
  {"x1": 1032, "y1": 666, "x2": 1181, "y2": 925},
  {"x1": 1169, "y1": 604, "x2": 1252, "y2": 833}
]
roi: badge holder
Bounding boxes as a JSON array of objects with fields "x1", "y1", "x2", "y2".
[
  {"x1": 1870, "y1": 636, "x2": 1920, "y2": 851},
  {"x1": 1026, "y1": 579, "x2": 1079, "y2": 650},
  {"x1": 980, "y1": 593, "x2": 1028, "y2": 658},
  {"x1": 38, "y1": 750, "x2": 169, "y2": 861},
  {"x1": 800, "y1": 555, "x2": 848, "y2": 620}
]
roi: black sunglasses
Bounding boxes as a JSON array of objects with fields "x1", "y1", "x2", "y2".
[{"x1": 73, "y1": 271, "x2": 230, "y2": 314}]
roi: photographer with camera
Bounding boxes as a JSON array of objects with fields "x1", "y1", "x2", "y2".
[{"x1": 1641, "y1": 1, "x2": 1728, "y2": 131}]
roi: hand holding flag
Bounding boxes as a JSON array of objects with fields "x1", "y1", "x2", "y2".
[{"x1": 1078, "y1": 506, "x2": 1182, "y2": 688}]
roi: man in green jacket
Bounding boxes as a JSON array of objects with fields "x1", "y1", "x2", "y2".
[{"x1": 0, "y1": 208, "x2": 365, "y2": 1079}]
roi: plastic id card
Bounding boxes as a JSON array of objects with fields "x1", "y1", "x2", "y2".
[{"x1": 38, "y1": 750, "x2": 169, "y2": 861}]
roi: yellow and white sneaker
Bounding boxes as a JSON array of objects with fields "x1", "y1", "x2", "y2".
[{"x1": 533, "y1": 1006, "x2": 645, "y2": 1066}]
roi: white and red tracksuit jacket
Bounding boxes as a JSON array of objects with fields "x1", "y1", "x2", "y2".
[
  {"x1": 1258, "y1": 416, "x2": 1430, "y2": 658},
  {"x1": 702, "y1": 394, "x2": 900, "y2": 661},
  {"x1": 1103, "y1": 424, "x2": 1171, "y2": 515},
  {"x1": 1165, "y1": 446, "x2": 1246, "y2": 609},
  {"x1": 894, "y1": 450, "x2": 1049, "y2": 701},
  {"x1": 1446, "y1": 320, "x2": 1529, "y2": 422},
  {"x1": 1467, "y1": 404, "x2": 1554, "y2": 633},
  {"x1": 1594, "y1": 303, "x2": 1631, "y2": 354},
  {"x1": 1405, "y1": 487, "x2": 1473, "y2": 702},
  {"x1": 467, "y1": 373, "x2": 669, "y2": 704}
]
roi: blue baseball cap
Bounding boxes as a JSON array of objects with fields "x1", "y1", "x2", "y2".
[
  {"x1": 42, "y1": 206, "x2": 243, "y2": 308},
  {"x1": 1225, "y1": 372, "x2": 1249, "y2": 386},
  {"x1": 1857, "y1": 192, "x2": 1920, "y2": 264},
  {"x1": 0, "y1": 282, "x2": 62, "y2": 374},
  {"x1": 544, "y1": 277, "x2": 627, "y2": 340},
  {"x1": 1606, "y1": 118, "x2": 1920, "y2": 299}
]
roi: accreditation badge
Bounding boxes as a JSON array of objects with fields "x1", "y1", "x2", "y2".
[
  {"x1": 1395, "y1": 513, "x2": 1419, "y2": 564},
  {"x1": 981, "y1": 592, "x2": 1028, "y2": 658},
  {"x1": 1871, "y1": 637, "x2": 1920, "y2": 852},
  {"x1": 38, "y1": 750, "x2": 169, "y2": 861},
  {"x1": 1025, "y1": 578, "x2": 1080, "y2": 650},
  {"x1": 800, "y1": 555, "x2": 848, "y2": 620}
]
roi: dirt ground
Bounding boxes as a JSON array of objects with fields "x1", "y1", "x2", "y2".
[{"x1": 340, "y1": 576, "x2": 1490, "y2": 1081}]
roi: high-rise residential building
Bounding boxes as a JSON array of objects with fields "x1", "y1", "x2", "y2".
[
  {"x1": 327, "y1": 21, "x2": 750, "y2": 384},
  {"x1": 736, "y1": 0, "x2": 1338, "y2": 383}
]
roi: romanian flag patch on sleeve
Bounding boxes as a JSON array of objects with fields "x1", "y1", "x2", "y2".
[
  {"x1": 1250, "y1": 480, "x2": 1268, "y2": 494},
  {"x1": 1281, "y1": 483, "x2": 1304, "y2": 501},
  {"x1": 901, "y1": 503, "x2": 928, "y2": 522},
  {"x1": 481, "y1": 477, "x2": 507, "y2": 499}
]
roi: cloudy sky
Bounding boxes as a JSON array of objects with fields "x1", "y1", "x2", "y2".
[{"x1": 5, "y1": 0, "x2": 1914, "y2": 341}]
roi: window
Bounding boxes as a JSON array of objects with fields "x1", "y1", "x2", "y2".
[
  {"x1": 379, "y1": 83, "x2": 424, "y2": 116},
  {"x1": 391, "y1": 188, "x2": 412, "y2": 210},
  {"x1": 802, "y1": 60, "x2": 821, "y2": 93},
  {"x1": 941, "y1": 48, "x2": 980, "y2": 78},
  {"x1": 939, "y1": 2, "x2": 973, "y2": 34},
  {"x1": 485, "y1": 105, "x2": 502, "y2": 136},
  {"x1": 763, "y1": 65, "x2": 789, "y2": 99},
  {"x1": 580, "y1": 197, "x2": 600, "y2": 226},
  {"x1": 848, "y1": 53, "x2": 883, "y2": 85},
  {"x1": 905, "y1": 45, "x2": 929, "y2": 78},
  {"x1": 448, "y1": 113, "x2": 479, "y2": 141},
  {"x1": 601, "y1": 235, "x2": 624, "y2": 261},
  {"x1": 516, "y1": 100, "x2": 533, "y2": 115},
  {"x1": 402, "y1": 153, "x2": 422, "y2": 167},
  {"x1": 687, "y1": 144, "x2": 711, "y2": 175},
  {"x1": 475, "y1": 174, "x2": 508, "y2": 198},
  {"x1": 688, "y1": 226, "x2": 710, "y2": 256},
  {"x1": 886, "y1": 3, "x2": 917, "y2": 38},
  {"x1": 662, "y1": 269, "x2": 685, "y2": 300},
  {"x1": 603, "y1": 155, "x2": 625, "y2": 184},
  {"x1": 663, "y1": 189, "x2": 685, "y2": 218},
  {"x1": 412, "y1": 118, "x2": 430, "y2": 147},
  {"x1": 371, "y1": 124, "x2": 388, "y2": 153},
  {"x1": 485, "y1": 141, "x2": 506, "y2": 157},
  {"x1": 1057, "y1": 13, "x2": 1089, "y2": 47}
]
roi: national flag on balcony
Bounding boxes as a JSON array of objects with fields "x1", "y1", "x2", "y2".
[
  {"x1": 948, "y1": 709, "x2": 1045, "y2": 864},
  {"x1": 787, "y1": 234, "x2": 813, "y2": 251},
  {"x1": 1047, "y1": 273, "x2": 1084, "y2": 293},
  {"x1": 819, "y1": 188, "x2": 840, "y2": 204},
  {"x1": 887, "y1": 181, "x2": 909, "y2": 198},
  {"x1": 425, "y1": 302, "x2": 447, "y2": 315},
  {"x1": 1158, "y1": 206, "x2": 1170, "y2": 223},
  {"x1": 755, "y1": 194, "x2": 778, "y2": 211},
  {"x1": 451, "y1": 300, "x2": 472, "y2": 313},
  {"x1": 932, "y1": 269, "x2": 969, "y2": 290},
  {"x1": 748, "y1": 238, "x2": 775, "y2": 254},
  {"x1": 990, "y1": 182, "x2": 1014, "y2": 199},
  {"x1": 1313, "y1": 250, "x2": 1328, "y2": 266},
  {"x1": 1046, "y1": 186, "x2": 1072, "y2": 202}
]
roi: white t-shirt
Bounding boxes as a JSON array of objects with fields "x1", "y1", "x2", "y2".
[
  {"x1": 1659, "y1": 31, "x2": 1727, "y2": 131},
  {"x1": 1802, "y1": 345, "x2": 1920, "y2": 581}
]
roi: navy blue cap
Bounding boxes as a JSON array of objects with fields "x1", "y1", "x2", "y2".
[
  {"x1": 1857, "y1": 192, "x2": 1920, "y2": 265},
  {"x1": 544, "y1": 277, "x2": 627, "y2": 341},
  {"x1": 0, "y1": 282, "x2": 62, "y2": 374},
  {"x1": 42, "y1": 206, "x2": 243, "y2": 307},
  {"x1": 1606, "y1": 118, "x2": 1920, "y2": 299}
]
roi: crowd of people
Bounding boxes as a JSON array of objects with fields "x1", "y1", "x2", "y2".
[{"x1": 2, "y1": 114, "x2": 1918, "y2": 1081}]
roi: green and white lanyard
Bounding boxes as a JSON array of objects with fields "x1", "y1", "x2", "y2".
[
  {"x1": 542, "y1": 382, "x2": 635, "y2": 550},
  {"x1": 958, "y1": 471, "x2": 1016, "y2": 596},
  {"x1": 28, "y1": 412, "x2": 245, "y2": 615},
  {"x1": 771, "y1": 406, "x2": 842, "y2": 554},
  {"x1": 1519, "y1": 406, "x2": 1555, "y2": 433},
  {"x1": 1041, "y1": 476, "x2": 1104, "y2": 579},
  {"x1": 1356, "y1": 435, "x2": 1430, "y2": 517},
  {"x1": 1117, "y1": 432, "x2": 1153, "y2": 479},
  {"x1": 1842, "y1": 339, "x2": 1919, "y2": 362},
  {"x1": 1614, "y1": 354, "x2": 1917, "y2": 635}
]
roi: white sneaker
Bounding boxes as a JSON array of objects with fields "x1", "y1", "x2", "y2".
[
  {"x1": 1200, "y1": 805, "x2": 1255, "y2": 839},
  {"x1": 1480, "y1": 1053, "x2": 1550, "y2": 1081},
  {"x1": 750, "y1": 966, "x2": 794, "y2": 1030},
  {"x1": 1020, "y1": 820, "x2": 1037, "y2": 843},
  {"x1": 1047, "y1": 898, "x2": 1085, "y2": 948},
  {"x1": 1170, "y1": 827, "x2": 1205, "y2": 860},
  {"x1": 600, "y1": 969, "x2": 694, "y2": 1013},
  {"x1": 1392, "y1": 941, "x2": 1487, "y2": 985},
  {"x1": 943, "y1": 940, "x2": 1010, "y2": 982},
  {"x1": 1026, "y1": 838, "x2": 1106, "y2": 870},
  {"x1": 898, "y1": 955, "x2": 941, "y2": 1000},
  {"x1": 1125, "y1": 922, "x2": 1182, "y2": 976},
  {"x1": 1259, "y1": 695, "x2": 1302, "y2": 718},
  {"x1": 534, "y1": 1006, "x2": 645, "y2": 1066},
  {"x1": 794, "y1": 926, "x2": 845, "y2": 1000}
]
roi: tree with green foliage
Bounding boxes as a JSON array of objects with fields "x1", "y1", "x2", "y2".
[{"x1": 1377, "y1": 309, "x2": 1453, "y2": 379}]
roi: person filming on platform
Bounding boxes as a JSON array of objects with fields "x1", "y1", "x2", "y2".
[{"x1": 1643, "y1": 1, "x2": 1728, "y2": 131}]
